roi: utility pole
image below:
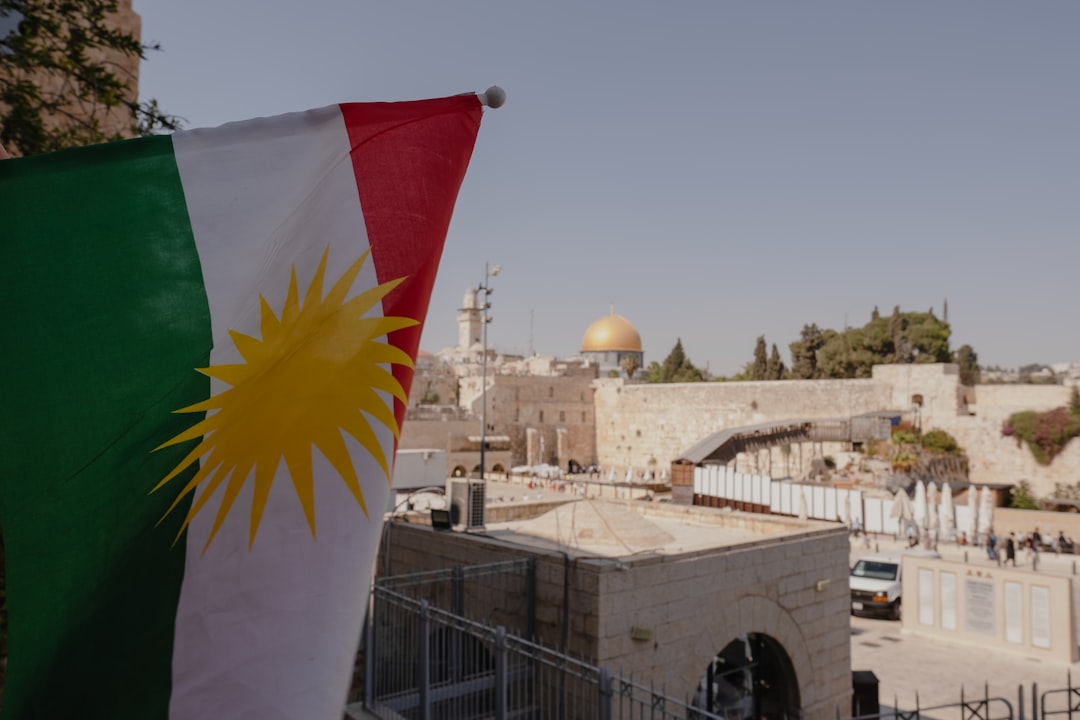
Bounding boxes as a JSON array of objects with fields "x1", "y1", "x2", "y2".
[{"x1": 478, "y1": 262, "x2": 501, "y2": 480}]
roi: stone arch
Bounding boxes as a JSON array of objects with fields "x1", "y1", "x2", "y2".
[
  {"x1": 690, "y1": 632, "x2": 800, "y2": 720},
  {"x1": 678, "y1": 595, "x2": 818, "y2": 716},
  {"x1": 451, "y1": 465, "x2": 467, "y2": 478}
]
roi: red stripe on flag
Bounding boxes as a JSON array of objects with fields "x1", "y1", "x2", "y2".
[{"x1": 341, "y1": 96, "x2": 482, "y2": 429}]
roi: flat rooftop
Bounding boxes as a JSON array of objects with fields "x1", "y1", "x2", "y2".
[{"x1": 482, "y1": 497, "x2": 838, "y2": 561}]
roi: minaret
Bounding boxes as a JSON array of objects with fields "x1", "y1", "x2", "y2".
[{"x1": 458, "y1": 287, "x2": 481, "y2": 351}]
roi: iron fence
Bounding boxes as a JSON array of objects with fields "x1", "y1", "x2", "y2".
[
  {"x1": 377, "y1": 557, "x2": 536, "y2": 640},
  {"x1": 846, "y1": 683, "x2": 1016, "y2": 720},
  {"x1": 359, "y1": 584, "x2": 723, "y2": 720}
]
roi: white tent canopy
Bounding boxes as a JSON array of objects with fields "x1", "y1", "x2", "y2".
[
  {"x1": 940, "y1": 482, "x2": 955, "y2": 541},
  {"x1": 978, "y1": 485, "x2": 995, "y2": 540},
  {"x1": 891, "y1": 489, "x2": 914, "y2": 538},
  {"x1": 964, "y1": 485, "x2": 979, "y2": 543},
  {"x1": 913, "y1": 480, "x2": 928, "y2": 534}
]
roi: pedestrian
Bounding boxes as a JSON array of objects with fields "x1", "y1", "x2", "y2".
[
  {"x1": 987, "y1": 528, "x2": 998, "y2": 562},
  {"x1": 1005, "y1": 532, "x2": 1017, "y2": 566}
]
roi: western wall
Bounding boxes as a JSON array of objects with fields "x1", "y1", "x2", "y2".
[{"x1": 594, "y1": 363, "x2": 1080, "y2": 497}]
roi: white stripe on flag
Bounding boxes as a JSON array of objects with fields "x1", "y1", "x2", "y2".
[{"x1": 169, "y1": 106, "x2": 391, "y2": 719}]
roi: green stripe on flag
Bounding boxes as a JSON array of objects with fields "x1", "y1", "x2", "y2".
[{"x1": 0, "y1": 137, "x2": 211, "y2": 718}]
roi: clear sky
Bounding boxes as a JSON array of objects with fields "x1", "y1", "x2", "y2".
[{"x1": 136, "y1": 1, "x2": 1079, "y2": 377}]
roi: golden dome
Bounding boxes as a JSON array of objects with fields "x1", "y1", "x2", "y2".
[{"x1": 581, "y1": 308, "x2": 642, "y2": 353}]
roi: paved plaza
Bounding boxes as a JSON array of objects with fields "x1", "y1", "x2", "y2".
[{"x1": 849, "y1": 532, "x2": 1080, "y2": 716}]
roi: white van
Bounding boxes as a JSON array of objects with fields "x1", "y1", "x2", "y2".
[{"x1": 850, "y1": 550, "x2": 940, "y2": 620}]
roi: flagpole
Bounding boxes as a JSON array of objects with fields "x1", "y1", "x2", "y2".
[{"x1": 477, "y1": 86, "x2": 506, "y2": 108}]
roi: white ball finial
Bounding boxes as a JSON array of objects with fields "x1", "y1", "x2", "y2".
[{"x1": 481, "y1": 85, "x2": 506, "y2": 109}]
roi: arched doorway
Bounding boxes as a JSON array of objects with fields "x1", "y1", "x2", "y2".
[{"x1": 691, "y1": 633, "x2": 800, "y2": 720}]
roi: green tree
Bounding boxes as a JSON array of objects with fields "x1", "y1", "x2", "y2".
[
  {"x1": 751, "y1": 336, "x2": 768, "y2": 380},
  {"x1": 811, "y1": 309, "x2": 952, "y2": 379},
  {"x1": 660, "y1": 339, "x2": 688, "y2": 382},
  {"x1": 921, "y1": 429, "x2": 960, "y2": 454},
  {"x1": 620, "y1": 353, "x2": 640, "y2": 380},
  {"x1": 1070, "y1": 385, "x2": 1080, "y2": 417},
  {"x1": 954, "y1": 344, "x2": 980, "y2": 386},
  {"x1": 1010, "y1": 480, "x2": 1040, "y2": 510},
  {"x1": 650, "y1": 339, "x2": 705, "y2": 383},
  {"x1": 0, "y1": 0, "x2": 180, "y2": 156},
  {"x1": 767, "y1": 343, "x2": 784, "y2": 380},
  {"x1": 788, "y1": 323, "x2": 825, "y2": 379}
]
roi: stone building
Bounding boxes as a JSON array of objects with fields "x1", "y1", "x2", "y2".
[
  {"x1": 379, "y1": 498, "x2": 852, "y2": 720},
  {"x1": 580, "y1": 308, "x2": 645, "y2": 379}
]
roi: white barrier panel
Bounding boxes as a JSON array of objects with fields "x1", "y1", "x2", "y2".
[
  {"x1": 693, "y1": 467, "x2": 703, "y2": 495},
  {"x1": 864, "y1": 498, "x2": 882, "y2": 533},
  {"x1": 725, "y1": 471, "x2": 735, "y2": 501},
  {"x1": 770, "y1": 479, "x2": 782, "y2": 513},
  {"x1": 851, "y1": 490, "x2": 864, "y2": 523},
  {"x1": 762, "y1": 475, "x2": 772, "y2": 506},
  {"x1": 751, "y1": 475, "x2": 762, "y2": 505},
  {"x1": 813, "y1": 486, "x2": 826, "y2": 519},
  {"x1": 734, "y1": 473, "x2": 744, "y2": 502},
  {"x1": 825, "y1": 487, "x2": 838, "y2": 521},
  {"x1": 780, "y1": 483, "x2": 791, "y2": 515}
]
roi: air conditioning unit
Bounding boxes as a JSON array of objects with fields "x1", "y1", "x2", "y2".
[{"x1": 447, "y1": 478, "x2": 485, "y2": 531}]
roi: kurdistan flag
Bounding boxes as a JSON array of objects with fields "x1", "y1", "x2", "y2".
[{"x1": 0, "y1": 94, "x2": 483, "y2": 718}]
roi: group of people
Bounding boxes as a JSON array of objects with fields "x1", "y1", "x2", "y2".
[{"x1": 984, "y1": 527, "x2": 1075, "y2": 569}]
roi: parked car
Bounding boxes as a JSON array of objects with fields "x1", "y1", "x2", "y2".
[{"x1": 850, "y1": 549, "x2": 940, "y2": 620}]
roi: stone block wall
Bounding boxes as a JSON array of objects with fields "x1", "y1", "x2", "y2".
[
  {"x1": 592, "y1": 521, "x2": 852, "y2": 720},
  {"x1": 594, "y1": 377, "x2": 892, "y2": 473}
]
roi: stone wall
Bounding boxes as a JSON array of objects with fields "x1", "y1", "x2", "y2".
[
  {"x1": 405, "y1": 362, "x2": 1080, "y2": 497},
  {"x1": 594, "y1": 518, "x2": 852, "y2": 720},
  {"x1": 935, "y1": 384, "x2": 1077, "y2": 495},
  {"x1": 594, "y1": 365, "x2": 1080, "y2": 498},
  {"x1": 593, "y1": 377, "x2": 892, "y2": 473}
]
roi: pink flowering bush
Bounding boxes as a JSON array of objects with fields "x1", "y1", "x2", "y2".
[{"x1": 1003, "y1": 407, "x2": 1080, "y2": 465}]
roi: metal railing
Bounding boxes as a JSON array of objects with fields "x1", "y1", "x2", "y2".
[
  {"x1": 845, "y1": 683, "x2": 1015, "y2": 720},
  {"x1": 359, "y1": 577, "x2": 722, "y2": 720},
  {"x1": 377, "y1": 558, "x2": 536, "y2": 640},
  {"x1": 1040, "y1": 672, "x2": 1080, "y2": 720}
]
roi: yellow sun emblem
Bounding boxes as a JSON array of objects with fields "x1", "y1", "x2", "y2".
[{"x1": 152, "y1": 246, "x2": 417, "y2": 551}]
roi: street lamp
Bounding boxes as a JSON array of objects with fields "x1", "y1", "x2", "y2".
[{"x1": 478, "y1": 262, "x2": 501, "y2": 480}]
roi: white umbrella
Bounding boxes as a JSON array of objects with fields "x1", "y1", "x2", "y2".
[
  {"x1": 978, "y1": 485, "x2": 994, "y2": 539},
  {"x1": 964, "y1": 485, "x2": 979, "y2": 544},
  {"x1": 797, "y1": 490, "x2": 809, "y2": 521},
  {"x1": 940, "y1": 482, "x2": 955, "y2": 541},
  {"x1": 913, "y1": 480, "x2": 928, "y2": 534},
  {"x1": 608, "y1": 467, "x2": 617, "y2": 483},
  {"x1": 625, "y1": 466, "x2": 634, "y2": 484},
  {"x1": 837, "y1": 491, "x2": 850, "y2": 526},
  {"x1": 927, "y1": 483, "x2": 940, "y2": 545},
  {"x1": 890, "y1": 489, "x2": 914, "y2": 539}
]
